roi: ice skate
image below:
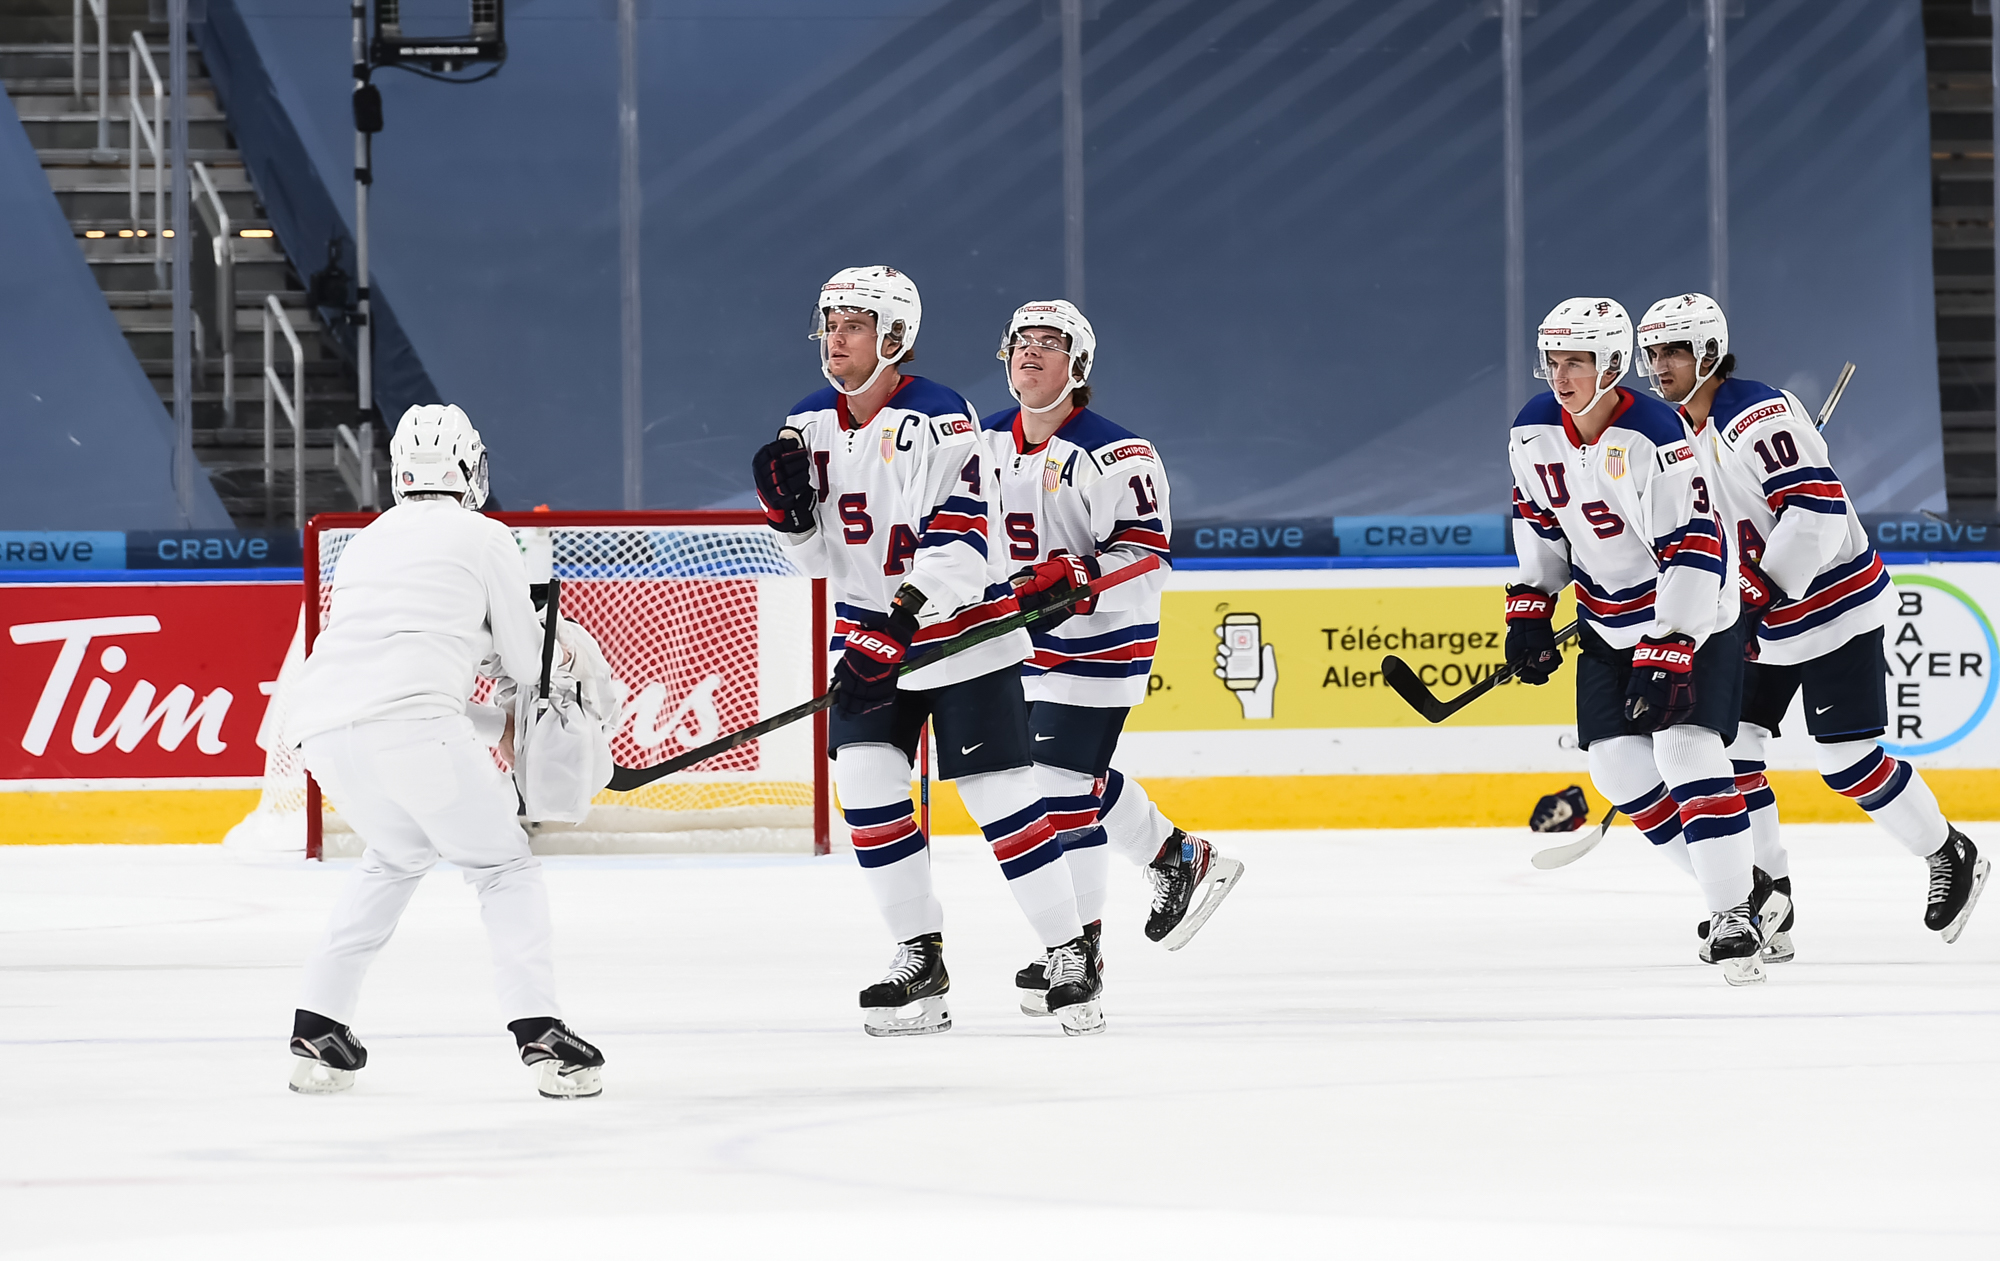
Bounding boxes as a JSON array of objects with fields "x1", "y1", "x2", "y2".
[
  {"x1": 1145, "y1": 830, "x2": 1245, "y2": 950},
  {"x1": 510, "y1": 1017, "x2": 605, "y2": 1099},
  {"x1": 860, "y1": 932, "x2": 952, "y2": 1037},
  {"x1": 1762, "y1": 876, "x2": 1796, "y2": 963},
  {"x1": 1926, "y1": 828, "x2": 1989, "y2": 944},
  {"x1": 1704, "y1": 902, "x2": 1766, "y2": 986},
  {"x1": 1697, "y1": 868, "x2": 1789, "y2": 965},
  {"x1": 288, "y1": 1010, "x2": 366, "y2": 1095},
  {"x1": 1017, "y1": 920, "x2": 1100, "y2": 1017},
  {"x1": 1044, "y1": 932, "x2": 1105, "y2": 1036}
]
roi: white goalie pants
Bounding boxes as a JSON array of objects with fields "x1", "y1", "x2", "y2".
[{"x1": 297, "y1": 715, "x2": 561, "y2": 1026}]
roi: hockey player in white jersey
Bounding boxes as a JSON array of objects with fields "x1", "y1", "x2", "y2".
[
  {"x1": 1507, "y1": 298, "x2": 1776, "y2": 984},
  {"x1": 750, "y1": 267, "x2": 1103, "y2": 1036},
  {"x1": 972, "y1": 300, "x2": 1244, "y2": 1018},
  {"x1": 283, "y1": 405, "x2": 605, "y2": 1098},
  {"x1": 1637, "y1": 293, "x2": 1987, "y2": 957}
]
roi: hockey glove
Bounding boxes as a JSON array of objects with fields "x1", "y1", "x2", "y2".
[
  {"x1": 1623, "y1": 633, "x2": 1697, "y2": 732},
  {"x1": 1010, "y1": 553, "x2": 1100, "y2": 632},
  {"x1": 833, "y1": 598, "x2": 920, "y2": 716},
  {"x1": 1529, "y1": 785, "x2": 1590, "y2": 834},
  {"x1": 751, "y1": 432, "x2": 815, "y2": 534},
  {"x1": 1503, "y1": 585, "x2": 1561, "y2": 685},
  {"x1": 1737, "y1": 558, "x2": 1785, "y2": 662}
]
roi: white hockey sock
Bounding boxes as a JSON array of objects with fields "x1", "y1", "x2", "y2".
[
  {"x1": 1098, "y1": 767, "x2": 1175, "y2": 868},
  {"x1": 1727, "y1": 723, "x2": 1789, "y2": 881},
  {"x1": 956, "y1": 767, "x2": 1083, "y2": 947},
  {"x1": 1654, "y1": 725, "x2": 1754, "y2": 914},
  {"x1": 1817, "y1": 739, "x2": 1949, "y2": 859},
  {"x1": 1035, "y1": 763, "x2": 1110, "y2": 925},
  {"x1": 1588, "y1": 735, "x2": 1692, "y2": 877},
  {"x1": 833, "y1": 743, "x2": 941, "y2": 942}
]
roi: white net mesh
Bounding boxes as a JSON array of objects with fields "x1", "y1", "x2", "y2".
[{"x1": 225, "y1": 518, "x2": 821, "y2": 856}]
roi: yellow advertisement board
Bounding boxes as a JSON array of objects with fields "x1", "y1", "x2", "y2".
[{"x1": 1129, "y1": 583, "x2": 1579, "y2": 731}]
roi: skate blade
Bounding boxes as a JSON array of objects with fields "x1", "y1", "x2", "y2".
[
  {"x1": 535, "y1": 1062, "x2": 603, "y2": 1099},
  {"x1": 288, "y1": 1057, "x2": 355, "y2": 1095},
  {"x1": 1720, "y1": 954, "x2": 1766, "y2": 986},
  {"x1": 1054, "y1": 998, "x2": 1106, "y2": 1037},
  {"x1": 1018, "y1": 987, "x2": 1051, "y2": 1018},
  {"x1": 1942, "y1": 858, "x2": 1990, "y2": 945},
  {"x1": 1761, "y1": 930, "x2": 1796, "y2": 964},
  {"x1": 1161, "y1": 856, "x2": 1246, "y2": 952},
  {"x1": 863, "y1": 995, "x2": 952, "y2": 1037},
  {"x1": 1756, "y1": 891, "x2": 1792, "y2": 947}
]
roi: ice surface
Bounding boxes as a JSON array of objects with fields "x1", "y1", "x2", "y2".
[{"x1": 4, "y1": 825, "x2": 1999, "y2": 1258}]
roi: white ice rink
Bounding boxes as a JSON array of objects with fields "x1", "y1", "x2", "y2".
[{"x1": 5, "y1": 824, "x2": 1999, "y2": 1259}]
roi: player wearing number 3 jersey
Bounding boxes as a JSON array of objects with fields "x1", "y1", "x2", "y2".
[
  {"x1": 755, "y1": 267, "x2": 1102, "y2": 1037},
  {"x1": 978, "y1": 301, "x2": 1243, "y2": 1019},
  {"x1": 1507, "y1": 298, "x2": 1772, "y2": 985}
]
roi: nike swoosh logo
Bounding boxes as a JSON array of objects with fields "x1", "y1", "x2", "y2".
[
  {"x1": 1034, "y1": 734, "x2": 1055, "y2": 742},
  {"x1": 1814, "y1": 705, "x2": 1833, "y2": 715},
  {"x1": 961, "y1": 743, "x2": 983, "y2": 755}
]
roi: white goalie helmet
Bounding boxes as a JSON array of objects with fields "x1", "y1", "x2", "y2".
[
  {"x1": 390, "y1": 403, "x2": 488, "y2": 509},
  {"x1": 997, "y1": 299, "x2": 1095, "y2": 415},
  {"x1": 810, "y1": 265, "x2": 922, "y2": 397},
  {"x1": 1536, "y1": 297, "x2": 1632, "y2": 416},
  {"x1": 1635, "y1": 293, "x2": 1729, "y2": 404}
]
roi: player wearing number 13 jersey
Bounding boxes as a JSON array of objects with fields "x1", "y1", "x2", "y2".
[
  {"x1": 1506, "y1": 297, "x2": 1773, "y2": 984},
  {"x1": 750, "y1": 267, "x2": 1101, "y2": 1038},
  {"x1": 979, "y1": 301, "x2": 1244, "y2": 1019},
  {"x1": 1637, "y1": 292, "x2": 1986, "y2": 953}
]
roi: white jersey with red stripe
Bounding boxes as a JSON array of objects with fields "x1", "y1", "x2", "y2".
[
  {"x1": 775, "y1": 374, "x2": 1028, "y2": 690},
  {"x1": 980, "y1": 406, "x2": 1173, "y2": 708},
  {"x1": 1694, "y1": 377, "x2": 1889, "y2": 667},
  {"x1": 1509, "y1": 387, "x2": 1738, "y2": 650}
]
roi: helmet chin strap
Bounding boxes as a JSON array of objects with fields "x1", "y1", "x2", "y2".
[
  {"x1": 1657, "y1": 341, "x2": 1721, "y2": 407},
  {"x1": 1560, "y1": 352, "x2": 1622, "y2": 419},
  {"x1": 822, "y1": 324, "x2": 902, "y2": 398},
  {"x1": 1008, "y1": 352, "x2": 1080, "y2": 415}
]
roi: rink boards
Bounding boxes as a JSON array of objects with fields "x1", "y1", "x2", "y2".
[{"x1": 6, "y1": 560, "x2": 2000, "y2": 841}]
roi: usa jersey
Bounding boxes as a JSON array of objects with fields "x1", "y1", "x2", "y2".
[
  {"x1": 1695, "y1": 377, "x2": 1889, "y2": 666},
  {"x1": 777, "y1": 375, "x2": 1027, "y2": 690},
  {"x1": 1510, "y1": 387, "x2": 1738, "y2": 650},
  {"x1": 980, "y1": 407, "x2": 1173, "y2": 708}
]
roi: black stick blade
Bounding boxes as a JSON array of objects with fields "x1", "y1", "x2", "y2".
[{"x1": 1381, "y1": 655, "x2": 1452, "y2": 723}]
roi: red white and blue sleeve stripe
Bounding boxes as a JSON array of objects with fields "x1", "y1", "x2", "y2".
[
  {"x1": 918, "y1": 493, "x2": 990, "y2": 557},
  {"x1": 1764, "y1": 465, "x2": 1847, "y2": 517},
  {"x1": 1653, "y1": 516, "x2": 1726, "y2": 577},
  {"x1": 1101, "y1": 516, "x2": 1171, "y2": 562}
]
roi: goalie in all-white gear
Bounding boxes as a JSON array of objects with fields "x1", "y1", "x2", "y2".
[
  {"x1": 283, "y1": 405, "x2": 604, "y2": 1099},
  {"x1": 976, "y1": 301, "x2": 1244, "y2": 1018},
  {"x1": 1638, "y1": 293, "x2": 1987, "y2": 955},
  {"x1": 751, "y1": 268, "x2": 1102, "y2": 1037},
  {"x1": 1507, "y1": 299, "x2": 1778, "y2": 985}
]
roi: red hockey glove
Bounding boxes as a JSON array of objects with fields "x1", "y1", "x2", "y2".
[
  {"x1": 751, "y1": 431, "x2": 815, "y2": 534},
  {"x1": 1737, "y1": 559, "x2": 1784, "y2": 662},
  {"x1": 1010, "y1": 553, "x2": 1100, "y2": 632},
  {"x1": 1503, "y1": 585, "x2": 1561, "y2": 685},
  {"x1": 1624, "y1": 633, "x2": 1697, "y2": 732},
  {"x1": 832, "y1": 589, "x2": 923, "y2": 716}
]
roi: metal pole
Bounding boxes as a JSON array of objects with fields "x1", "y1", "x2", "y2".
[
  {"x1": 619, "y1": 0, "x2": 642, "y2": 510},
  {"x1": 1502, "y1": 0, "x2": 1525, "y2": 414},
  {"x1": 1707, "y1": 0, "x2": 1729, "y2": 308},
  {"x1": 1061, "y1": 0, "x2": 1085, "y2": 310},
  {"x1": 353, "y1": 0, "x2": 373, "y2": 423},
  {"x1": 170, "y1": 0, "x2": 194, "y2": 524},
  {"x1": 96, "y1": 1, "x2": 108, "y2": 155}
]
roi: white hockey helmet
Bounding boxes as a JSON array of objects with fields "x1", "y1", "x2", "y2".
[
  {"x1": 997, "y1": 299, "x2": 1095, "y2": 415},
  {"x1": 390, "y1": 403, "x2": 488, "y2": 509},
  {"x1": 810, "y1": 265, "x2": 921, "y2": 397},
  {"x1": 1535, "y1": 297, "x2": 1632, "y2": 416},
  {"x1": 1635, "y1": 293, "x2": 1729, "y2": 404}
]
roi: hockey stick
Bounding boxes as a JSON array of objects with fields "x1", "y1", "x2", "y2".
[
  {"x1": 1381, "y1": 619, "x2": 1581, "y2": 724},
  {"x1": 536, "y1": 577, "x2": 561, "y2": 700},
  {"x1": 1815, "y1": 361, "x2": 1854, "y2": 432},
  {"x1": 605, "y1": 554, "x2": 1164, "y2": 792},
  {"x1": 1530, "y1": 805, "x2": 1620, "y2": 870}
]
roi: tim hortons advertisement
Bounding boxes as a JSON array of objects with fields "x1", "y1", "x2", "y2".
[{"x1": 2, "y1": 583, "x2": 298, "y2": 783}]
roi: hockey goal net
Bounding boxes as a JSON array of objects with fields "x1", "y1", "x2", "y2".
[{"x1": 226, "y1": 511, "x2": 829, "y2": 859}]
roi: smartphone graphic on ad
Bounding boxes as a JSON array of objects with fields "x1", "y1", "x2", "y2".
[{"x1": 1221, "y1": 613, "x2": 1262, "y2": 690}]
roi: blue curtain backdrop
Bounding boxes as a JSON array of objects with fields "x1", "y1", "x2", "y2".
[{"x1": 214, "y1": 0, "x2": 1944, "y2": 516}]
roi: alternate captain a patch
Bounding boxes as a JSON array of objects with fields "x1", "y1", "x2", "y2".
[{"x1": 1604, "y1": 446, "x2": 1627, "y2": 479}]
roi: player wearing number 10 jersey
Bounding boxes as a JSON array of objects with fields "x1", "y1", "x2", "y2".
[
  {"x1": 751, "y1": 267, "x2": 1102, "y2": 1037},
  {"x1": 979, "y1": 301, "x2": 1244, "y2": 1019}
]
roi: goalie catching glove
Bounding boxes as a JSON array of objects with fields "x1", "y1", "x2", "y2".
[
  {"x1": 1503, "y1": 585, "x2": 1561, "y2": 684},
  {"x1": 834, "y1": 586, "x2": 924, "y2": 716},
  {"x1": 1010, "y1": 553, "x2": 1099, "y2": 632},
  {"x1": 751, "y1": 429, "x2": 815, "y2": 534},
  {"x1": 1623, "y1": 634, "x2": 1696, "y2": 733}
]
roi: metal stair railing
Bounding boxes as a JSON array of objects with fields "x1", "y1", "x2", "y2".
[
  {"x1": 128, "y1": 31, "x2": 165, "y2": 283},
  {"x1": 334, "y1": 423, "x2": 379, "y2": 510},
  {"x1": 72, "y1": 0, "x2": 110, "y2": 155},
  {"x1": 263, "y1": 295, "x2": 306, "y2": 526},
  {"x1": 193, "y1": 160, "x2": 235, "y2": 426}
]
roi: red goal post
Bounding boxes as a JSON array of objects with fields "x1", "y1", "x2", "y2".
[{"x1": 282, "y1": 510, "x2": 829, "y2": 859}]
